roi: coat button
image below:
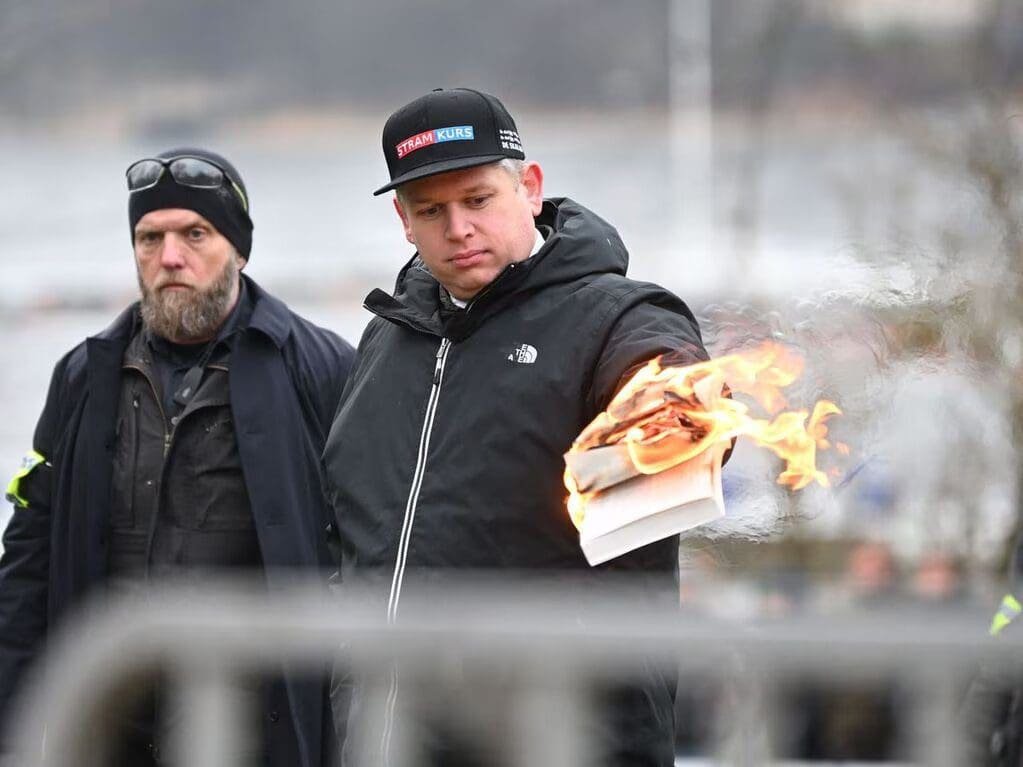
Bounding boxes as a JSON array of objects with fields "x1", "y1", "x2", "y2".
[
  {"x1": 325, "y1": 522, "x2": 334, "y2": 534},
  {"x1": 170, "y1": 416, "x2": 179, "y2": 426},
  {"x1": 269, "y1": 710, "x2": 280, "y2": 723}
]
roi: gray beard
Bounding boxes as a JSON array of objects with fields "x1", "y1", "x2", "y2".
[{"x1": 138, "y1": 258, "x2": 238, "y2": 343}]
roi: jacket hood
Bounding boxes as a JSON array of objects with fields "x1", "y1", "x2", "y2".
[
  {"x1": 525, "y1": 197, "x2": 630, "y2": 286},
  {"x1": 365, "y1": 198, "x2": 630, "y2": 340}
]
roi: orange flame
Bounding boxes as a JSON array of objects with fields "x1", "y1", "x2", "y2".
[{"x1": 564, "y1": 341, "x2": 841, "y2": 526}]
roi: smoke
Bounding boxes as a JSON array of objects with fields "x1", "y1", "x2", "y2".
[
  {"x1": 691, "y1": 292, "x2": 890, "y2": 534},
  {"x1": 683, "y1": 439, "x2": 789, "y2": 542},
  {"x1": 690, "y1": 263, "x2": 1019, "y2": 560},
  {"x1": 686, "y1": 278, "x2": 946, "y2": 544},
  {"x1": 861, "y1": 358, "x2": 1017, "y2": 562}
]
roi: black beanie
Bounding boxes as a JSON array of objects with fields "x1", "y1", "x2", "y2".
[{"x1": 128, "y1": 147, "x2": 254, "y2": 260}]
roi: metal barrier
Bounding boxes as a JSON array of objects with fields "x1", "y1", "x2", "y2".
[{"x1": 7, "y1": 578, "x2": 1015, "y2": 766}]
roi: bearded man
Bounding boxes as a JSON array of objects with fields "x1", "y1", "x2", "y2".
[{"x1": 0, "y1": 147, "x2": 354, "y2": 766}]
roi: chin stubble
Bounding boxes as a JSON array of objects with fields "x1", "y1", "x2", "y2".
[{"x1": 139, "y1": 257, "x2": 238, "y2": 343}]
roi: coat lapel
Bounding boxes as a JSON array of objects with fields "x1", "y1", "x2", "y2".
[{"x1": 77, "y1": 335, "x2": 126, "y2": 583}]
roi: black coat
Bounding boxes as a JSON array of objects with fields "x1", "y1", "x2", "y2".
[
  {"x1": 323, "y1": 198, "x2": 709, "y2": 766},
  {"x1": 0, "y1": 275, "x2": 355, "y2": 766}
]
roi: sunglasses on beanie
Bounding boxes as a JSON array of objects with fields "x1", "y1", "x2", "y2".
[{"x1": 126, "y1": 156, "x2": 249, "y2": 213}]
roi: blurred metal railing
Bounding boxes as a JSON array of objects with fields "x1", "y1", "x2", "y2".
[{"x1": 7, "y1": 578, "x2": 1014, "y2": 766}]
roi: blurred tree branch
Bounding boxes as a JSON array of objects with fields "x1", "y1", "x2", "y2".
[{"x1": 881, "y1": 0, "x2": 1023, "y2": 568}]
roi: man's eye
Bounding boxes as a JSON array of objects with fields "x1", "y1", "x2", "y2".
[
  {"x1": 467, "y1": 196, "x2": 490, "y2": 207},
  {"x1": 418, "y1": 206, "x2": 441, "y2": 218},
  {"x1": 137, "y1": 232, "x2": 160, "y2": 246},
  {"x1": 188, "y1": 228, "x2": 206, "y2": 240}
]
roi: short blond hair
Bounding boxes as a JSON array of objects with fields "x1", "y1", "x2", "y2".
[{"x1": 395, "y1": 158, "x2": 526, "y2": 205}]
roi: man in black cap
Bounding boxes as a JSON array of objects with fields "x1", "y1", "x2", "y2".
[
  {"x1": 0, "y1": 147, "x2": 355, "y2": 766},
  {"x1": 323, "y1": 89, "x2": 711, "y2": 765}
]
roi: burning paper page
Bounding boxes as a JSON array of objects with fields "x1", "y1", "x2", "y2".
[{"x1": 564, "y1": 342, "x2": 842, "y2": 566}]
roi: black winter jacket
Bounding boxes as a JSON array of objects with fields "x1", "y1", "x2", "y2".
[
  {"x1": 322, "y1": 198, "x2": 709, "y2": 765},
  {"x1": 0, "y1": 275, "x2": 355, "y2": 766}
]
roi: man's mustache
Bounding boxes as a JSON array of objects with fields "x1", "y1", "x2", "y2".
[{"x1": 152, "y1": 279, "x2": 194, "y2": 292}]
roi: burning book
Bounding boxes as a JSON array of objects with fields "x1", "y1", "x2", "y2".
[
  {"x1": 569, "y1": 442, "x2": 727, "y2": 566},
  {"x1": 564, "y1": 342, "x2": 842, "y2": 566}
]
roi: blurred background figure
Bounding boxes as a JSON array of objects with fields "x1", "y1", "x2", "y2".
[
  {"x1": 775, "y1": 540, "x2": 903, "y2": 762},
  {"x1": 843, "y1": 539, "x2": 899, "y2": 609},
  {"x1": 912, "y1": 549, "x2": 966, "y2": 606},
  {"x1": 961, "y1": 531, "x2": 1023, "y2": 767}
]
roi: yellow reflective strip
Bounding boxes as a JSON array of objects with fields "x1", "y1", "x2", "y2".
[
  {"x1": 992, "y1": 612, "x2": 1012, "y2": 636},
  {"x1": 229, "y1": 180, "x2": 248, "y2": 212},
  {"x1": 4, "y1": 450, "x2": 46, "y2": 508},
  {"x1": 990, "y1": 594, "x2": 1023, "y2": 636}
]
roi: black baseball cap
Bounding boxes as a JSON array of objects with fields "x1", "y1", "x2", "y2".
[{"x1": 374, "y1": 88, "x2": 526, "y2": 196}]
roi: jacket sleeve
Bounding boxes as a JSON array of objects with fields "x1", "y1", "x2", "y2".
[
  {"x1": 588, "y1": 286, "x2": 708, "y2": 414},
  {"x1": 0, "y1": 356, "x2": 67, "y2": 742},
  {"x1": 287, "y1": 322, "x2": 357, "y2": 442}
]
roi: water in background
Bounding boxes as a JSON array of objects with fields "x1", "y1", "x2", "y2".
[{"x1": 0, "y1": 107, "x2": 1007, "y2": 554}]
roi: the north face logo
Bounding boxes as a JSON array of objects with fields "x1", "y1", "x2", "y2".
[{"x1": 507, "y1": 344, "x2": 538, "y2": 364}]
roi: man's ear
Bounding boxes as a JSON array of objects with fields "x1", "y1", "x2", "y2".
[
  {"x1": 236, "y1": 254, "x2": 248, "y2": 271},
  {"x1": 521, "y1": 161, "x2": 544, "y2": 217},
  {"x1": 393, "y1": 196, "x2": 415, "y2": 245}
]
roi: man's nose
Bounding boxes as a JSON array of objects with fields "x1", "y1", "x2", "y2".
[
  {"x1": 444, "y1": 206, "x2": 474, "y2": 241},
  {"x1": 159, "y1": 234, "x2": 187, "y2": 268}
]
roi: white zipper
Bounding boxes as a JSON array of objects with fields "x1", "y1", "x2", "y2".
[
  {"x1": 386, "y1": 336, "x2": 451, "y2": 621},
  {"x1": 381, "y1": 337, "x2": 451, "y2": 764}
]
